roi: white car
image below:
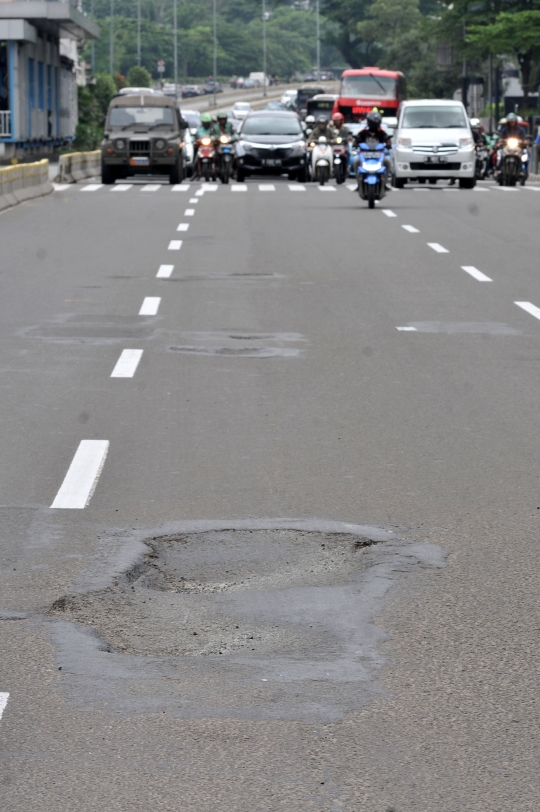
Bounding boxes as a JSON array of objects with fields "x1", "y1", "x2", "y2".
[
  {"x1": 281, "y1": 89, "x2": 298, "y2": 109},
  {"x1": 392, "y1": 99, "x2": 476, "y2": 188},
  {"x1": 232, "y1": 102, "x2": 252, "y2": 120}
]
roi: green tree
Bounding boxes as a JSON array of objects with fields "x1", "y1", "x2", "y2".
[{"x1": 127, "y1": 65, "x2": 153, "y2": 86}]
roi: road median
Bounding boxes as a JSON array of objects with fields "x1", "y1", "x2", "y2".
[
  {"x1": 0, "y1": 159, "x2": 53, "y2": 212},
  {"x1": 55, "y1": 150, "x2": 101, "y2": 184}
]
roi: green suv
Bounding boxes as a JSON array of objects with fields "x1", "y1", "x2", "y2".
[{"x1": 101, "y1": 93, "x2": 186, "y2": 184}]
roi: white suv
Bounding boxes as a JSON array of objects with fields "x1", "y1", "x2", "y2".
[{"x1": 392, "y1": 99, "x2": 476, "y2": 188}]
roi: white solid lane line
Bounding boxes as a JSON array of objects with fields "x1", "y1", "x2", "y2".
[
  {"x1": 402, "y1": 225, "x2": 419, "y2": 233},
  {"x1": 382, "y1": 209, "x2": 397, "y2": 217},
  {"x1": 141, "y1": 184, "x2": 161, "y2": 192},
  {"x1": 157, "y1": 264, "x2": 174, "y2": 278},
  {"x1": 288, "y1": 184, "x2": 306, "y2": 191},
  {"x1": 428, "y1": 243, "x2": 449, "y2": 253},
  {"x1": 0, "y1": 693, "x2": 9, "y2": 720},
  {"x1": 139, "y1": 296, "x2": 161, "y2": 316},
  {"x1": 51, "y1": 440, "x2": 109, "y2": 509},
  {"x1": 515, "y1": 301, "x2": 540, "y2": 320},
  {"x1": 171, "y1": 184, "x2": 189, "y2": 191},
  {"x1": 231, "y1": 184, "x2": 248, "y2": 191},
  {"x1": 111, "y1": 184, "x2": 133, "y2": 192},
  {"x1": 81, "y1": 184, "x2": 103, "y2": 191},
  {"x1": 259, "y1": 184, "x2": 275, "y2": 191},
  {"x1": 461, "y1": 265, "x2": 492, "y2": 282},
  {"x1": 525, "y1": 186, "x2": 540, "y2": 191},
  {"x1": 168, "y1": 240, "x2": 182, "y2": 250},
  {"x1": 177, "y1": 223, "x2": 189, "y2": 231},
  {"x1": 111, "y1": 349, "x2": 144, "y2": 378},
  {"x1": 396, "y1": 326, "x2": 417, "y2": 331},
  {"x1": 184, "y1": 208, "x2": 195, "y2": 216}
]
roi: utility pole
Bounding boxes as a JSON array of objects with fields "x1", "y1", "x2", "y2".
[
  {"x1": 137, "y1": 0, "x2": 141, "y2": 67},
  {"x1": 212, "y1": 0, "x2": 217, "y2": 107},
  {"x1": 488, "y1": 52, "x2": 493, "y2": 134},
  {"x1": 461, "y1": 20, "x2": 468, "y2": 114},
  {"x1": 109, "y1": 0, "x2": 114, "y2": 76},
  {"x1": 316, "y1": 0, "x2": 320, "y2": 79},
  {"x1": 91, "y1": 0, "x2": 95, "y2": 73},
  {"x1": 262, "y1": 0, "x2": 267, "y2": 97},
  {"x1": 173, "y1": 0, "x2": 178, "y2": 102}
]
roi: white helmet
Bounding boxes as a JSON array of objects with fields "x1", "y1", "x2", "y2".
[{"x1": 305, "y1": 115, "x2": 315, "y2": 125}]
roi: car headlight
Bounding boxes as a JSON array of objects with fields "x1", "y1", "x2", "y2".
[
  {"x1": 460, "y1": 137, "x2": 474, "y2": 148},
  {"x1": 397, "y1": 137, "x2": 411, "y2": 148},
  {"x1": 114, "y1": 139, "x2": 126, "y2": 151},
  {"x1": 239, "y1": 140, "x2": 252, "y2": 150},
  {"x1": 154, "y1": 139, "x2": 167, "y2": 151}
]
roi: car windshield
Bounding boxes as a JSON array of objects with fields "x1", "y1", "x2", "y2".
[
  {"x1": 401, "y1": 106, "x2": 468, "y2": 129},
  {"x1": 109, "y1": 106, "x2": 175, "y2": 128},
  {"x1": 242, "y1": 116, "x2": 302, "y2": 136},
  {"x1": 182, "y1": 111, "x2": 201, "y2": 129},
  {"x1": 340, "y1": 75, "x2": 396, "y2": 98},
  {"x1": 235, "y1": 104, "x2": 251, "y2": 111}
]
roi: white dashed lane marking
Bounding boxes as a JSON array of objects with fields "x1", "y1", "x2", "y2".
[
  {"x1": 168, "y1": 240, "x2": 182, "y2": 250},
  {"x1": 177, "y1": 223, "x2": 189, "y2": 231},
  {"x1": 231, "y1": 184, "x2": 247, "y2": 191},
  {"x1": 111, "y1": 184, "x2": 132, "y2": 192},
  {"x1": 139, "y1": 297, "x2": 161, "y2": 316},
  {"x1": 382, "y1": 209, "x2": 397, "y2": 217},
  {"x1": 201, "y1": 183, "x2": 218, "y2": 191},
  {"x1": 288, "y1": 184, "x2": 306, "y2": 191},
  {"x1": 52, "y1": 183, "x2": 70, "y2": 191},
  {"x1": 259, "y1": 184, "x2": 275, "y2": 191},
  {"x1": 0, "y1": 693, "x2": 9, "y2": 720},
  {"x1": 111, "y1": 349, "x2": 144, "y2": 378},
  {"x1": 141, "y1": 184, "x2": 161, "y2": 192},
  {"x1": 50, "y1": 440, "x2": 109, "y2": 509},
  {"x1": 428, "y1": 243, "x2": 449, "y2": 253},
  {"x1": 396, "y1": 326, "x2": 418, "y2": 331},
  {"x1": 461, "y1": 266, "x2": 492, "y2": 282},
  {"x1": 80, "y1": 184, "x2": 103, "y2": 192},
  {"x1": 172, "y1": 184, "x2": 189, "y2": 191},
  {"x1": 157, "y1": 264, "x2": 174, "y2": 278},
  {"x1": 318, "y1": 186, "x2": 335, "y2": 191},
  {"x1": 515, "y1": 301, "x2": 540, "y2": 321},
  {"x1": 402, "y1": 225, "x2": 419, "y2": 233},
  {"x1": 184, "y1": 208, "x2": 195, "y2": 216},
  {"x1": 189, "y1": 198, "x2": 198, "y2": 203}
]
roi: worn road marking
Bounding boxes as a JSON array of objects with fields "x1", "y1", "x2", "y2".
[
  {"x1": 51, "y1": 440, "x2": 109, "y2": 509},
  {"x1": 168, "y1": 240, "x2": 182, "y2": 250},
  {"x1": 80, "y1": 184, "x2": 103, "y2": 192},
  {"x1": 402, "y1": 225, "x2": 419, "y2": 233},
  {"x1": 515, "y1": 301, "x2": 540, "y2": 320},
  {"x1": 141, "y1": 184, "x2": 161, "y2": 192},
  {"x1": 428, "y1": 243, "x2": 449, "y2": 253},
  {"x1": 171, "y1": 184, "x2": 189, "y2": 191},
  {"x1": 0, "y1": 693, "x2": 9, "y2": 720},
  {"x1": 157, "y1": 264, "x2": 174, "y2": 278},
  {"x1": 396, "y1": 326, "x2": 417, "y2": 331},
  {"x1": 525, "y1": 186, "x2": 540, "y2": 191},
  {"x1": 177, "y1": 223, "x2": 189, "y2": 231},
  {"x1": 111, "y1": 349, "x2": 144, "y2": 378},
  {"x1": 111, "y1": 184, "x2": 132, "y2": 192},
  {"x1": 259, "y1": 184, "x2": 275, "y2": 191},
  {"x1": 461, "y1": 266, "x2": 492, "y2": 282},
  {"x1": 231, "y1": 184, "x2": 248, "y2": 191},
  {"x1": 382, "y1": 209, "x2": 397, "y2": 217},
  {"x1": 288, "y1": 184, "x2": 306, "y2": 191},
  {"x1": 139, "y1": 297, "x2": 161, "y2": 316}
]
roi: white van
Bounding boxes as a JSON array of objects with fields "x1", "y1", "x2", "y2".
[{"x1": 392, "y1": 99, "x2": 476, "y2": 188}]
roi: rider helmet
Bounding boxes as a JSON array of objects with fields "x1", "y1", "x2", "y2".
[
  {"x1": 217, "y1": 110, "x2": 228, "y2": 123},
  {"x1": 506, "y1": 112, "x2": 518, "y2": 126},
  {"x1": 316, "y1": 114, "x2": 328, "y2": 127},
  {"x1": 200, "y1": 112, "x2": 212, "y2": 126},
  {"x1": 366, "y1": 110, "x2": 382, "y2": 132},
  {"x1": 470, "y1": 118, "x2": 480, "y2": 128},
  {"x1": 333, "y1": 112, "x2": 344, "y2": 126}
]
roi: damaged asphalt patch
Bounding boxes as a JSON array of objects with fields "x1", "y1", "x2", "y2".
[{"x1": 46, "y1": 519, "x2": 446, "y2": 722}]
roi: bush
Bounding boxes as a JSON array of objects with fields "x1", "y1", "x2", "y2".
[{"x1": 127, "y1": 66, "x2": 152, "y2": 87}]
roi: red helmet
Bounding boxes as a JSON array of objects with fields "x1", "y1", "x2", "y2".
[{"x1": 333, "y1": 112, "x2": 344, "y2": 125}]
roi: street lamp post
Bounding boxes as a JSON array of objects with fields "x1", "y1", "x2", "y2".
[
  {"x1": 109, "y1": 0, "x2": 114, "y2": 76},
  {"x1": 137, "y1": 0, "x2": 141, "y2": 67},
  {"x1": 316, "y1": 0, "x2": 320, "y2": 79},
  {"x1": 213, "y1": 0, "x2": 217, "y2": 107},
  {"x1": 262, "y1": 0, "x2": 267, "y2": 97},
  {"x1": 91, "y1": 0, "x2": 95, "y2": 73},
  {"x1": 173, "y1": 0, "x2": 178, "y2": 102}
]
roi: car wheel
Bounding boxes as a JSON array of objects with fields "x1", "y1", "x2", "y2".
[
  {"x1": 236, "y1": 167, "x2": 245, "y2": 182},
  {"x1": 169, "y1": 157, "x2": 183, "y2": 185},
  {"x1": 459, "y1": 177, "x2": 476, "y2": 189},
  {"x1": 101, "y1": 163, "x2": 116, "y2": 185},
  {"x1": 391, "y1": 175, "x2": 405, "y2": 189}
]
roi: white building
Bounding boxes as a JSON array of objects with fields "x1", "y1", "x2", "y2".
[{"x1": 0, "y1": 0, "x2": 98, "y2": 160}]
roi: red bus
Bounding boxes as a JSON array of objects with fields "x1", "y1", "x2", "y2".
[{"x1": 333, "y1": 68, "x2": 406, "y2": 123}]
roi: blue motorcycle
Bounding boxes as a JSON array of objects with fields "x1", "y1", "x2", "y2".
[{"x1": 357, "y1": 142, "x2": 387, "y2": 208}]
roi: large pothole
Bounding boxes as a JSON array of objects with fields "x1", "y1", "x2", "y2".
[{"x1": 47, "y1": 522, "x2": 446, "y2": 721}]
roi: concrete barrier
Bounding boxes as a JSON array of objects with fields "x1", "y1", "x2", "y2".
[
  {"x1": 0, "y1": 159, "x2": 53, "y2": 212},
  {"x1": 56, "y1": 150, "x2": 101, "y2": 184}
]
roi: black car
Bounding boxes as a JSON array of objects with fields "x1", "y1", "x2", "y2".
[{"x1": 236, "y1": 111, "x2": 307, "y2": 182}]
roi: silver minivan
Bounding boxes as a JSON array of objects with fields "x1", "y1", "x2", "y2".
[{"x1": 392, "y1": 99, "x2": 476, "y2": 188}]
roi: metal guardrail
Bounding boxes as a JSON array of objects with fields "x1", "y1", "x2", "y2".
[
  {"x1": 0, "y1": 158, "x2": 53, "y2": 211},
  {"x1": 0, "y1": 110, "x2": 11, "y2": 137},
  {"x1": 55, "y1": 150, "x2": 101, "y2": 183}
]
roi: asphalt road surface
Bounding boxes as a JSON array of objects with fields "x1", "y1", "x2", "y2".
[{"x1": 1, "y1": 176, "x2": 539, "y2": 811}]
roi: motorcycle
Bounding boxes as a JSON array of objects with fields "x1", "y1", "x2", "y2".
[
  {"x1": 356, "y1": 140, "x2": 387, "y2": 208},
  {"x1": 475, "y1": 143, "x2": 490, "y2": 179},
  {"x1": 216, "y1": 134, "x2": 234, "y2": 184},
  {"x1": 310, "y1": 136, "x2": 332, "y2": 185},
  {"x1": 196, "y1": 135, "x2": 215, "y2": 182},
  {"x1": 332, "y1": 137, "x2": 348, "y2": 184},
  {"x1": 496, "y1": 137, "x2": 529, "y2": 186}
]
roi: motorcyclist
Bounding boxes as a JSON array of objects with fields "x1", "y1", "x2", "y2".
[
  {"x1": 195, "y1": 112, "x2": 214, "y2": 141},
  {"x1": 213, "y1": 110, "x2": 235, "y2": 140},
  {"x1": 470, "y1": 118, "x2": 488, "y2": 147},
  {"x1": 332, "y1": 112, "x2": 352, "y2": 140},
  {"x1": 498, "y1": 112, "x2": 527, "y2": 143},
  {"x1": 353, "y1": 109, "x2": 392, "y2": 188},
  {"x1": 304, "y1": 115, "x2": 315, "y2": 136},
  {"x1": 309, "y1": 114, "x2": 336, "y2": 143}
]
